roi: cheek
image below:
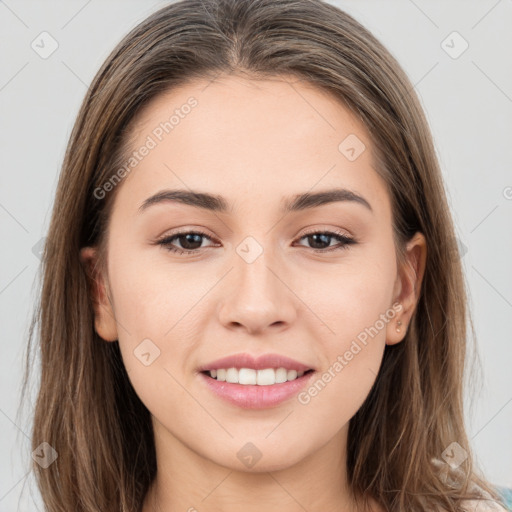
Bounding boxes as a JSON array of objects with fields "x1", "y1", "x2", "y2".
[
  {"x1": 299, "y1": 246, "x2": 397, "y2": 401},
  {"x1": 106, "y1": 248, "x2": 220, "y2": 410},
  {"x1": 293, "y1": 341, "x2": 383, "y2": 453},
  {"x1": 300, "y1": 249, "x2": 397, "y2": 346},
  {"x1": 296, "y1": 269, "x2": 396, "y2": 427},
  {"x1": 108, "y1": 257, "x2": 199, "y2": 422},
  {"x1": 108, "y1": 245, "x2": 208, "y2": 336}
]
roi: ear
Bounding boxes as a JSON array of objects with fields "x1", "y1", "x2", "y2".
[
  {"x1": 79, "y1": 246, "x2": 118, "y2": 342},
  {"x1": 386, "y1": 231, "x2": 427, "y2": 345}
]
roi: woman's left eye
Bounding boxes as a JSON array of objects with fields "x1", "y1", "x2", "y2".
[
  {"x1": 295, "y1": 230, "x2": 356, "y2": 252},
  {"x1": 156, "y1": 229, "x2": 356, "y2": 254}
]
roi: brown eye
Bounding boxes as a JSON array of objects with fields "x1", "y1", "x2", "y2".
[
  {"x1": 295, "y1": 230, "x2": 356, "y2": 252},
  {"x1": 157, "y1": 230, "x2": 216, "y2": 254}
]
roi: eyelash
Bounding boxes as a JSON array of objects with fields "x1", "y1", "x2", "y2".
[{"x1": 155, "y1": 228, "x2": 356, "y2": 255}]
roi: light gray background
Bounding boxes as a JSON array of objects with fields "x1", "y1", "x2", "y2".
[{"x1": 1, "y1": 1, "x2": 511, "y2": 510}]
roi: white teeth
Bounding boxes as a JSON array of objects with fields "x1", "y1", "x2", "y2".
[
  {"x1": 287, "y1": 369, "x2": 298, "y2": 381},
  {"x1": 275, "y1": 367, "x2": 288, "y2": 383},
  {"x1": 208, "y1": 367, "x2": 308, "y2": 385},
  {"x1": 239, "y1": 368, "x2": 257, "y2": 385},
  {"x1": 257, "y1": 368, "x2": 275, "y2": 386},
  {"x1": 225, "y1": 367, "x2": 239, "y2": 383}
]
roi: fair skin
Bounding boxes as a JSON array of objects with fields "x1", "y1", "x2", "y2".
[{"x1": 81, "y1": 74, "x2": 426, "y2": 512}]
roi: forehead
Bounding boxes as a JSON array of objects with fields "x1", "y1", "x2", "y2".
[
  {"x1": 132, "y1": 73, "x2": 364, "y2": 145},
  {"x1": 113, "y1": 73, "x2": 390, "y2": 218}
]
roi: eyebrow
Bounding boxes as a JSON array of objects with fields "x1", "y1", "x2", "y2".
[{"x1": 138, "y1": 187, "x2": 372, "y2": 214}]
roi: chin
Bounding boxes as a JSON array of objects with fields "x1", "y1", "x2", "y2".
[{"x1": 206, "y1": 444, "x2": 310, "y2": 473}]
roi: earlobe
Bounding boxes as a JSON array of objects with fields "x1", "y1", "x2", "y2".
[
  {"x1": 386, "y1": 232, "x2": 427, "y2": 345},
  {"x1": 79, "y1": 246, "x2": 119, "y2": 342}
]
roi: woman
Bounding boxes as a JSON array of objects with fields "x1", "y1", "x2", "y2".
[{"x1": 22, "y1": 0, "x2": 508, "y2": 510}]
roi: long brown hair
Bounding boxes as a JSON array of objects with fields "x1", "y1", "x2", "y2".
[{"x1": 20, "y1": 0, "x2": 506, "y2": 511}]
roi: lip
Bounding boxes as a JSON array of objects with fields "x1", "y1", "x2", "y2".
[
  {"x1": 199, "y1": 370, "x2": 316, "y2": 409},
  {"x1": 198, "y1": 352, "x2": 314, "y2": 372}
]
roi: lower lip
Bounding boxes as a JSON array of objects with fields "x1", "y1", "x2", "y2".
[{"x1": 199, "y1": 371, "x2": 315, "y2": 409}]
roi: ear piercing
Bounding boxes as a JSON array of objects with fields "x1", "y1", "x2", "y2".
[{"x1": 396, "y1": 320, "x2": 402, "y2": 333}]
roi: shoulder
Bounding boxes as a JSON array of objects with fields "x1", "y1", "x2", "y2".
[
  {"x1": 459, "y1": 479, "x2": 509, "y2": 511},
  {"x1": 429, "y1": 458, "x2": 508, "y2": 512},
  {"x1": 460, "y1": 499, "x2": 508, "y2": 512},
  {"x1": 459, "y1": 481, "x2": 509, "y2": 512}
]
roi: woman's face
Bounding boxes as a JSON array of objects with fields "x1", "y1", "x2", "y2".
[{"x1": 82, "y1": 74, "x2": 424, "y2": 473}]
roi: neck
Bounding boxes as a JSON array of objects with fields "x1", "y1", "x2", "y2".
[{"x1": 143, "y1": 419, "x2": 368, "y2": 512}]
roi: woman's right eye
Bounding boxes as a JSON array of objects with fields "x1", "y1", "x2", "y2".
[{"x1": 156, "y1": 230, "x2": 216, "y2": 254}]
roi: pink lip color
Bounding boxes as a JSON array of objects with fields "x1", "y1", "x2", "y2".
[
  {"x1": 199, "y1": 371, "x2": 316, "y2": 409},
  {"x1": 198, "y1": 352, "x2": 313, "y2": 372}
]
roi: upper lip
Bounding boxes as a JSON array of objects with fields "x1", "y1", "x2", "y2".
[{"x1": 199, "y1": 353, "x2": 314, "y2": 372}]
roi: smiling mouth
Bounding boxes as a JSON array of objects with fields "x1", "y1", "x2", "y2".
[{"x1": 201, "y1": 368, "x2": 315, "y2": 386}]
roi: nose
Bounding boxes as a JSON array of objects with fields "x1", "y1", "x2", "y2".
[{"x1": 217, "y1": 245, "x2": 297, "y2": 335}]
